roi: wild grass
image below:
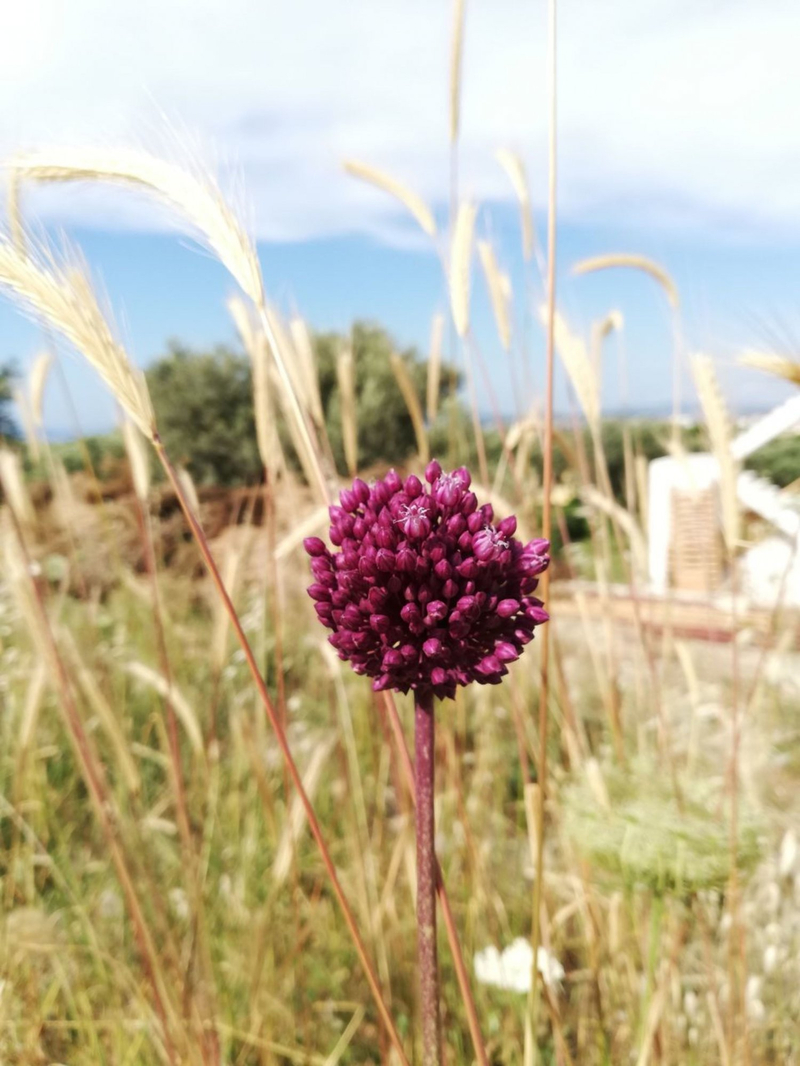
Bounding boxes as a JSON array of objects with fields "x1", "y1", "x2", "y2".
[{"x1": 1, "y1": 14, "x2": 799, "y2": 1066}]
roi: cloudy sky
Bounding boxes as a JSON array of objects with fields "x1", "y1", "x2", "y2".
[{"x1": 1, "y1": 0, "x2": 799, "y2": 432}]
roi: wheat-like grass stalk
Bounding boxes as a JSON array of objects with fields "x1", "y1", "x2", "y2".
[
  {"x1": 11, "y1": 386, "x2": 40, "y2": 462},
  {"x1": 228, "y1": 295, "x2": 284, "y2": 480},
  {"x1": 60, "y1": 629, "x2": 142, "y2": 795},
  {"x1": 16, "y1": 660, "x2": 47, "y2": 763},
  {"x1": 0, "y1": 446, "x2": 35, "y2": 526},
  {"x1": 573, "y1": 254, "x2": 679, "y2": 310},
  {"x1": 124, "y1": 660, "x2": 203, "y2": 756},
  {"x1": 265, "y1": 305, "x2": 309, "y2": 415},
  {"x1": 343, "y1": 160, "x2": 437, "y2": 239},
  {"x1": 176, "y1": 465, "x2": 201, "y2": 515},
  {"x1": 211, "y1": 543, "x2": 245, "y2": 675},
  {"x1": 449, "y1": 0, "x2": 467, "y2": 145},
  {"x1": 336, "y1": 344, "x2": 358, "y2": 477},
  {"x1": 739, "y1": 349, "x2": 800, "y2": 387},
  {"x1": 273, "y1": 733, "x2": 337, "y2": 887},
  {"x1": 390, "y1": 353, "x2": 428, "y2": 462},
  {"x1": 495, "y1": 149, "x2": 535, "y2": 263},
  {"x1": 1, "y1": 515, "x2": 184, "y2": 1058},
  {"x1": 450, "y1": 201, "x2": 477, "y2": 338},
  {"x1": 289, "y1": 315, "x2": 325, "y2": 426},
  {"x1": 529, "y1": 2, "x2": 558, "y2": 1049},
  {"x1": 12, "y1": 146, "x2": 264, "y2": 306},
  {"x1": 50, "y1": 455, "x2": 78, "y2": 527},
  {"x1": 28, "y1": 350, "x2": 53, "y2": 427},
  {"x1": 590, "y1": 310, "x2": 623, "y2": 366},
  {"x1": 426, "y1": 312, "x2": 445, "y2": 423},
  {"x1": 581, "y1": 484, "x2": 648, "y2": 579},
  {"x1": 477, "y1": 239, "x2": 511, "y2": 351},
  {"x1": 692, "y1": 354, "x2": 739, "y2": 551},
  {"x1": 122, "y1": 418, "x2": 151, "y2": 503},
  {"x1": 12, "y1": 144, "x2": 332, "y2": 501},
  {"x1": 0, "y1": 237, "x2": 154, "y2": 436},
  {"x1": 547, "y1": 308, "x2": 600, "y2": 429}
]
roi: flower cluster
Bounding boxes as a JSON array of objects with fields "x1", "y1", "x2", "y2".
[{"x1": 304, "y1": 462, "x2": 549, "y2": 700}]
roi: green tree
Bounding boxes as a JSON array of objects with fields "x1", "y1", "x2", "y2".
[
  {"x1": 745, "y1": 434, "x2": 800, "y2": 488},
  {"x1": 315, "y1": 321, "x2": 458, "y2": 473},
  {"x1": 145, "y1": 324, "x2": 457, "y2": 485},
  {"x1": 0, "y1": 363, "x2": 17, "y2": 439},
  {"x1": 146, "y1": 342, "x2": 261, "y2": 485}
]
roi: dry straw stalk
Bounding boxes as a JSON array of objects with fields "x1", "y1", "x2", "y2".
[
  {"x1": 450, "y1": 201, "x2": 477, "y2": 338},
  {"x1": 692, "y1": 353, "x2": 740, "y2": 550},
  {"x1": 495, "y1": 149, "x2": 535, "y2": 263},
  {"x1": 426, "y1": 312, "x2": 445, "y2": 423},
  {"x1": 343, "y1": 160, "x2": 437, "y2": 239},
  {"x1": 336, "y1": 344, "x2": 358, "y2": 477},
  {"x1": 0, "y1": 237, "x2": 154, "y2": 436},
  {"x1": 390, "y1": 353, "x2": 428, "y2": 463},
  {"x1": 477, "y1": 239, "x2": 511, "y2": 351},
  {"x1": 573, "y1": 253, "x2": 679, "y2": 309}
]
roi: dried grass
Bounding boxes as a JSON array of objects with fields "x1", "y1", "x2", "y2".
[
  {"x1": 11, "y1": 387, "x2": 40, "y2": 462},
  {"x1": 692, "y1": 354, "x2": 739, "y2": 550},
  {"x1": 426, "y1": 312, "x2": 445, "y2": 423},
  {"x1": 0, "y1": 237, "x2": 154, "y2": 436},
  {"x1": 273, "y1": 733, "x2": 337, "y2": 886},
  {"x1": 450, "y1": 202, "x2": 477, "y2": 338},
  {"x1": 495, "y1": 149, "x2": 535, "y2": 262},
  {"x1": 176, "y1": 465, "x2": 201, "y2": 516},
  {"x1": 477, "y1": 240, "x2": 511, "y2": 350},
  {"x1": 122, "y1": 419, "x2": 151, "y2": 503},
  {"x1": 0, "y1": 446, "x2": 35, "y2": 526},
  {"x1": 124, "y1": 661, "x2": 203, "y2": 756},
  {"x1": 343, "y1": 160, "x2": 437, "y2": 239},
  {"x1": 337, "y1": 344, "x2": 358, "y2": 476},
  {"x1": 28, "y1": 351, "x2": 53, "y2": 426},
  {"x1": 228, "y1": 295, "x2": 284, "y2": 479},
  {"x1": 547, "y1": 308, "x2": 600, "y2": 429},
  {"x1": 573, "y1": 254, "x2": 679, "y2": 310},
  {"x1": 289, "y1": 316, "x2": 325, "y2": 426},
  {"x1": 449, "y1": 0, "x2": 466, "y2": 144},
  {"x1": 390, "y1": 353, "x2": 428, "y2": 462},
  {"x1": 12, "y1": 146, "x2": 264, "y2": 306},
  {"x1": 739, "y1": 349, "x2": 800, "y2": 388}
]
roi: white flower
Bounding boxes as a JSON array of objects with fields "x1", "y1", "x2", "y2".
[
  {"x1": 474, "y1": 938, "x2": 564, "y2": 994},
  {"x1": 168, "y1": 887, "x2": 190, "y2": 922},
  {"x1": 745, "y1": 975, "x2": 762, "y2": 1008},
  {"x1": 763, "y1": 944, "x2": 780, "y2": 974},
  {"x1": 779, "y1": 829, "x2": 798, "y2": 877}
]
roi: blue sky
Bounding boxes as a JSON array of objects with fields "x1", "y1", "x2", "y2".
[{"x1": 1, "y1": 0, "x2": 799, "y2": 434}]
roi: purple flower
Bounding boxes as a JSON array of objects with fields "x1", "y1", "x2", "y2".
[{"x1": 304, "y1": 461, "x2": 550, "y2": 700}]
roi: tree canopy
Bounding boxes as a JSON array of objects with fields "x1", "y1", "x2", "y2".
[
  {"x1": 0, "y1": 363, "x2": 17, "y2": 439},
  {"x1": 145, "y1": 322, "x2": 457, "y2": 485}
]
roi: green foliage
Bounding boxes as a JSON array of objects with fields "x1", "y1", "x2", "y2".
[
  {"x1": 315, "y1": 320, "x2": 458, "y2": 473},
  {"x1": 145, "y1": 323, "x2": 457, "y2": 485},
  {"x1": 51, "y1": 432, "x2": 126, "y2": 475},
  {"x1": 0, "y1": 362, "x2": 17, "y2": 439},
  {"x1": 745, "y1": 433, "x2": 800, "y2": 488},
  {"x1": 146, "y1": 342, "x2": 262, "y2": 485},
  {"x1": 562, "y1": 760, "x2": 763, "y2": 895}
]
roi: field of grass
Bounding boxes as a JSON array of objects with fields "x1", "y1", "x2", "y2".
[
  {"x1": 1, "y1": 8, "x2": 800, "y2": 1061},
  {"x1": 1, "y1": 448, "x2": 799, "y2": 1066}
]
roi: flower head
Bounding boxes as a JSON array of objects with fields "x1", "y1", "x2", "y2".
[{"x1": 304, "y1": 461, "x2": 549, "y2": 700}]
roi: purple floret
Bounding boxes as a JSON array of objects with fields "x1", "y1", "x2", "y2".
[{"x1": 304, "y1": 460, "x2": 550, "y2": 700}]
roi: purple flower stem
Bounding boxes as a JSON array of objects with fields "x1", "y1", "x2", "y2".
[{"x1": 415, "y1": 688, "x2": 442, "y2": 1066}]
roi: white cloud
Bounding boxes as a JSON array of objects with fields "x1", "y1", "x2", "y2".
[{"x1": 1, "y1": 0, "x2": 799, "y2": 244}]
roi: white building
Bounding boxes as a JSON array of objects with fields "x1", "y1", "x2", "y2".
[{"x1": 647, "y1": 394, "x2": 800, "y2": 607}]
